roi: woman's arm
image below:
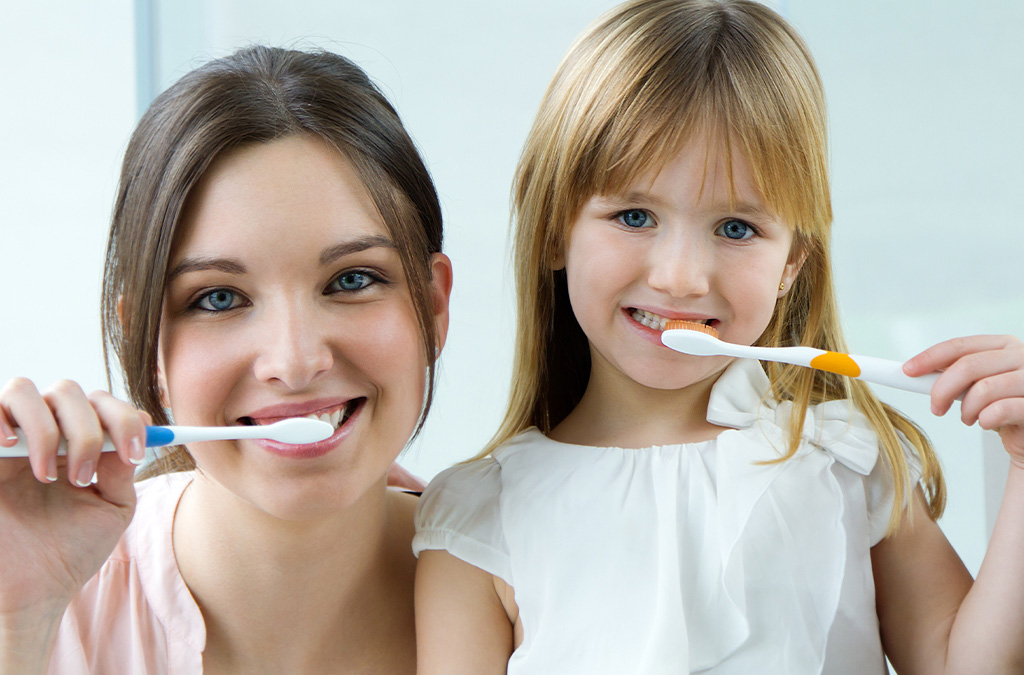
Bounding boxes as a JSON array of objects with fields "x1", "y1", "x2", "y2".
[
  {"x1": 415, "y1": 550, "x2": 515, "y2": 674},
  {"x1": 0, "y1": 378, "x2": 144, "y2": 673},
  {"x1": 875, "y1": 334, "x2": 1024, "y2": 673}
]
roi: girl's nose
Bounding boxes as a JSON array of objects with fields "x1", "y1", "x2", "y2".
[
  {"x1": 251, "y1": 304, "x2": 333, "y2": 390},
  {"x1": 646, "y1": 235, "x2": 710, "y2": 298}
]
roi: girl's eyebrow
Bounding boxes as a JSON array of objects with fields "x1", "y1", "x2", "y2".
[{"x1": 319, "y1": 235, "x2": 396, "y2": 266}]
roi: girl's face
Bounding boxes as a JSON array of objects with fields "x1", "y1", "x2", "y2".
[
  {"x1": 561, "y1": 136, "x2": 802, "y2": 395},
  {"x1": 158, "y1": 135, "x2": 450, "y2": 520}
]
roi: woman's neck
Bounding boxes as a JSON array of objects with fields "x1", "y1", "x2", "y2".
[
  {"x1": 173, "y1": 474, "x2": 417, "y2": 673},
  {"x1": 550, "y1": 357, "x2": 727, "y2": 449}
]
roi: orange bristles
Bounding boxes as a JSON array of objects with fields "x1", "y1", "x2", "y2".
[{"x1": 663, "y1": 320, "x2": 719, "y2": 338}]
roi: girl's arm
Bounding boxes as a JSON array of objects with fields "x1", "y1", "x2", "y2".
[
  {"x1": 0, "y1": 378, "x2": 144, "y2": 673},
  {"x1": 875, "y1": 334, "x2": 1024, "y2": 674},
  {"x1": 415, "y1": 550, "x2": 515, "y2": 674}
]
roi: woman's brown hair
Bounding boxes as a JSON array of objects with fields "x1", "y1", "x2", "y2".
[{"x1": 101, "y1": 46, "x2": 444, "y2": 478}]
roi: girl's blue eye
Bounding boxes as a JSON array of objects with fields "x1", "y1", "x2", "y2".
[
  {"x1": 331, "y1": 271, "x2": 374, "y2": 292},
  {"x1": 617, "y1": 209, "x2": 651, "y2": 229},
  {"x1": 717, "y1": 219, "x2": 755, "y2": 240},
  {"x1": 196, "y1": 289, "x2": 239, "y2": 311}
]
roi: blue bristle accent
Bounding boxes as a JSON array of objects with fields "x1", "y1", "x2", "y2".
[{"x1": 145, "y1": 426, "x2": 176, "y2": 447}]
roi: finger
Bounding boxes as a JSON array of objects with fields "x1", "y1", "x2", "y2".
[
  {"x1": 0, "y1": 407, "x2": 18, "y2": 447},
  {"x1": 386, "y1": 462, "x2": 426, "y2": 491},
  {"x1": 88, "y1": 391, "x2": 148, "y2": 467},
  {"x1": 932, "y1": 348, "x2": 1024, "y2": 419},
  {"x1": 903, "y1": 334, "x2": 1020, "y2": 377},
  {"x1": 42, "y1": 380, "x2": 106, "y2": 488},
  {"x1": 92, "y1": 450, "x2": 139, "y2": 510},
  {"x1": 1, "y1": 377, "x2": 61, "y2": 482}
]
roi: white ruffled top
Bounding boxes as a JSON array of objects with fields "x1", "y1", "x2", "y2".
[{"x1": 414, "y1": 359, "x2": 920, "y2": 674}]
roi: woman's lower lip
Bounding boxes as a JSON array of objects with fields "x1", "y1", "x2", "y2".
[{"x1": 253, "y1": 402, "x2": 363, "y2": 458}]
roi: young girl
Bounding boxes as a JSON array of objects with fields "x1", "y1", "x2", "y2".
[
  {"x1": 414, "y1": 1, "x2": 1024, "y2": 672},
  {"x1": 0, "y1": 46, "x2": 452, "y2": 673}
]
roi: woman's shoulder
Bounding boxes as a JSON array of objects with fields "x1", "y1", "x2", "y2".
[{"x1": 51, "y1": 470, "x2": 203, "y2": 673}]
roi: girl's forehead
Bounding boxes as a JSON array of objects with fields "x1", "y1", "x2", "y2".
[{"x1": 603, "y1": 136, "x2": 770, "y2": 210}]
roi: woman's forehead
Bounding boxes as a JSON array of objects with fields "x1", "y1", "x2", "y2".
[{"x1": 171, "y1": 136, "x2": 391, "y2": 263}]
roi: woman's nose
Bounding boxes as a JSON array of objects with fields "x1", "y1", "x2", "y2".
[
  {"x1": 251, "y1": 303, "x2": 333, "y2": 390},
  {"x1": 646, "y1": 233, "x2": 710, "y2": 298}
]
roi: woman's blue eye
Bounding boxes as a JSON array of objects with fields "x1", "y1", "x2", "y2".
[
  {"x1": 617, "y1": 209, "x2": 651, "y2": 229},
  {"x1": 717, "y1": 219, "x2": 755, "y2": 240},
  {"x1": 332, "y1": 272, "x2": 373, "y2": 292},
  {"x1": 196, "y1": 289, "x2": 239, "y2": 311}
]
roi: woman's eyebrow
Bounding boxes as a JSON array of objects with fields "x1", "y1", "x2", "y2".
[
  {"x1": 319, "y1": 235, "x2": 396, "y2": 266},
  {"x1": 166, "y1": 257, "x2": 246, "y2": 282}
]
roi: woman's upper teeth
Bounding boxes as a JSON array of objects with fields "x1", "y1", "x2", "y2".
[{"x1": 305, "y1": 407, "x2": 343, "y2": 429}]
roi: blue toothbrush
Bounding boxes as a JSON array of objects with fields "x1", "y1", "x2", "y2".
[{"x1": 0, "y1": 418, "x2": 335, "y2": 457}]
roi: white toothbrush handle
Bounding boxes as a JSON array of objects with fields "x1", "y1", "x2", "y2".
[
  {"x1": 0, "y1": 436, "x2": 117, "y2": 459},
  {"x1": 0, "y1": 425, "x2": 249, "y2": 459},
  {"x1": 743, "y1": 345, "x2": 826, "y2": 366},
  {"x1": 743, "y1": 346, "x2": 941, "y2": 396},
  {"x1": 849, "y1": 354, "x2": 939, "y2": 396},
  {"x1": 159, "y1": 426, "x2": 246, "y2": 445}
]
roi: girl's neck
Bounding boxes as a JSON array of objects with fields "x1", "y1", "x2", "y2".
[
  {"x1": 550, "y1": 357, "x2": 728, "y2": 449},
  {"x1": 173, "y1": 473, "x2": 417, "y2": 673}
]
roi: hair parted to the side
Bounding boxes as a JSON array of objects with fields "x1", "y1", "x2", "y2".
[
  {"x1": 484, "y1": 0, "x2": 943, "y2": 534},
  {"x1": 100, "y1": 46, "x2": 444, "y2": 480}
]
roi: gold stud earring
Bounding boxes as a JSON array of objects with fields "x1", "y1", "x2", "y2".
[{"x1": 779, "y1": 281, "x2": 786, "y2": 291}]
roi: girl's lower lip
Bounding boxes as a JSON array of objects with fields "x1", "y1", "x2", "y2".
[{"x1": 253, "y1": 401, "x2": 363, "y2": 459}]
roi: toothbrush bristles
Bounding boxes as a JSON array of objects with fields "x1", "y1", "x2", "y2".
[{"x1": 664, "y1": 320, "x2": 719, "y2": 338}]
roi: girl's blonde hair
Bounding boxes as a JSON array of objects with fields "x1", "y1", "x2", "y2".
[{"x1": 486, "y1": 0, "x2": 943, "y2": 533}]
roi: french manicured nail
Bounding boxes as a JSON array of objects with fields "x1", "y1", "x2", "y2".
[
  {"x1": 75, "y1": 461, "x2": 95, "y2": 488},
  {"x1": 0, "y1": 417, "x2": 17, "y2": 442},
  {"x1": 129, "y1": 436, "x2": 146, "y2": 465},
  {"x1": 45, "y1": 456, "x2": 58, "y2": 483}
]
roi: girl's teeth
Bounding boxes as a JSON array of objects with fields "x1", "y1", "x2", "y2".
[{"x1": 630, "y1": 308, "x2": 667, "y2": 331}]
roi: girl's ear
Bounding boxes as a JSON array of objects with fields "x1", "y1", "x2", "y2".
[
  {"x1": 428, "y1": 253, "x2": 454, "y2": 357},
  {"x1": 550, "y1": 240, "x2": 566, "y2": 271},
  {"x1": 779, "y1": 243, "x2": 808, "y2": 298}
]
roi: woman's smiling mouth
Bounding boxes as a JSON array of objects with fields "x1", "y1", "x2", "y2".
[{"x1": 239, "y1": 398, "x2": 366, "y2": 438}]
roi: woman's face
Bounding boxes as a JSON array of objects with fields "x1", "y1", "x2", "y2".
[{"x1": 158, "y1": 135, "x2": 450, "y2": 520}]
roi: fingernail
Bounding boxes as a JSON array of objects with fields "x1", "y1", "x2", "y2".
[
  {"x1": 45, "y1": 456, "x2": 58, "y2": 483},
  {"x1": 75, "y1": 461, "x2": 95, "y2": 488},
  {"x1": 129, "y1": 436, "x2": 146, "y2": 465},
  {"x1": 0, "y1": 417, "x2": 16, "y2": 442}
]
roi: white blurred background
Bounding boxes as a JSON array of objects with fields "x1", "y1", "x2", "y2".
[{"x1": 2, "y1": 0, "x2": 1022, "y2": 575}]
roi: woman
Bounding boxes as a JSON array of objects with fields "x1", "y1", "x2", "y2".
[{"x1": 0, "y1": 46, "x2": 451, "y2": 673}]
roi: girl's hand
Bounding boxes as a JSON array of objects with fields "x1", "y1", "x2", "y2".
[
  {"x1": 904, "y1": 334, "x2": 1024, "y2": 467},
  {"x1": 0, "y1": 378, "x2": 145, "y2": 624}
]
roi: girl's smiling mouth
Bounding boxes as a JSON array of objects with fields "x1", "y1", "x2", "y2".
[{"x1": 627, "y1": 308, "x2": 718, "y2": 333}]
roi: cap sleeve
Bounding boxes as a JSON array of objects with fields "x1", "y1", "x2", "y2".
[
  {"x1": 865, "y1": 431, "x2": 924, "y2": 545},
  {"x1": 413, "y1": 458, "x2": 512, "y2": 584}
]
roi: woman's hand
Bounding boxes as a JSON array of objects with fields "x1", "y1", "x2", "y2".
[
  {"x1": 0, "y1": 378, "x2": 145, "y2": 625},
  {"x1": 904, "y1": 334, "x2": 1024, "y2": 466}
]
